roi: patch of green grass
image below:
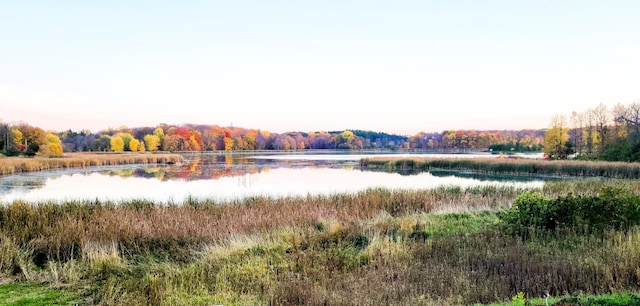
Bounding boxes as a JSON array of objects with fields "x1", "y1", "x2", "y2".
[
  {"x1": 556, "y1": 292, "x2": 640, "y2": 306},
  {"x1": 424, "y1": 211, "x2": 500, "y2": 237},
  {"x1": 480, "y1": 292, "x2": 640, "y2": 306},
  {"x1": 0, "y1": 282, "x2": 84, "y2": 306}
]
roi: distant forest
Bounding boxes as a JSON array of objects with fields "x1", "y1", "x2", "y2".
[{"x1": 0, "y1": 122, "x2": 544, "y2": 156}]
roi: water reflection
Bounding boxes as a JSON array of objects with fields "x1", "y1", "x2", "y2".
[{"x1": 0, "y1": 153, "x2": 547, "y2": 203}]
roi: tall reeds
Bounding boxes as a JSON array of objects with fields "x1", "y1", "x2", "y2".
[
  {"x1": 0, "y1": 152, "x2": 183, "y2": 176},
  {"x1": 2, "y1": 181, "x2": 640, "y2": 304},
  {"x1": 361, "y1": 157, "x2": 640, "y2": 179},
  {"x1": 0, "y1": 186, "x2": 524, "y2": 262}
]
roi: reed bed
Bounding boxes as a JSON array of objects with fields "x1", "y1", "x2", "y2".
[
  {"x1": 0, "y1": 152, "x2": 183, "y2": 176},
  {"x1": 0, "y1": 186, "x2": 524, "y2": 263},
  {"x1": 2, "y1": 182, "x2": 640, "y2": 304},
  {"x1": 361, "y1": 157, "x2": 640, "y2": 179}
]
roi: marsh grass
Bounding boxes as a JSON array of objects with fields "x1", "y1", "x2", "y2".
[
  {"x1": 362, "y1": 157, "x2": 640, "y2": 179},
  {"x1": 2, "y1": 182, "x2": 640, "y2": 304},
  {"x1": 0, "y1": 186, "x2": 525, "y2": 263},
  {"x1": 0, "y1": 152, "x2": 183, "y2": 176}
]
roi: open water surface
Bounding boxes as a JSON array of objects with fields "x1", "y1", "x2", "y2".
[{"x1": 0, "y1": 153, "x2": 547, "y2": 204}]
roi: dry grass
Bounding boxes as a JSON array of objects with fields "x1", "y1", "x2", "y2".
[
  {"x1": 361, "y1": 157, "x2": 640, "y2": 179},
  {"x1": 2, "y1": 182, "x2": 640, "y2": 304},
  {"x1": 0, "y1": 186, "x2": 524, "y2": 263},
  {"x1": 0, "y1": 152, "x2": 183, "y2": 176}
]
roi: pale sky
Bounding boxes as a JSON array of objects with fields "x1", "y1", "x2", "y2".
[{"x1": 1, "y1": 1, "x2": 639, "y2": 135}]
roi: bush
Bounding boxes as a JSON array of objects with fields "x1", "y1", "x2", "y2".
[{"x1": 502, "y1": 187, "x2": 640, "y2": 234}]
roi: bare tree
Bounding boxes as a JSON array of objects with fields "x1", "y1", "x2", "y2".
[
  {"x1": 614, "y1": 101, "x2": 640, "y2": 143},
  {"x1": 592, "y1": 103, "x2": 610, "y2": 150},
  {"x1": 570, "y1": 111, "x2": 584, "y2": 155}
]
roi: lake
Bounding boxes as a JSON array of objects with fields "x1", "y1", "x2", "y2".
[{"x1": 0, "y1": 153, "x2": 546, "y2": 204}]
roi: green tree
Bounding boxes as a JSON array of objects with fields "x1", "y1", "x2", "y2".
[
  {"x1": 91, "y1": 135, "x2": 111, "y2": 151},
  {"x1": 118, "y1": 133, "x2": 134, "y2": 151},
  {"x1": 153, "y1": 127, "x2": 164, "y2": 142}
]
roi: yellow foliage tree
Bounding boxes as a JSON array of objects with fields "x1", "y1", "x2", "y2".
[
  {"x1": 189, "y1": 135, "x2": 201, "y2": 151},
  {"x1": 224, "y1": 137, "x2": 234, "y2": 151},
  {"x1": 11, "y1": 129, "x2": 23, "y2": 147},
  {"x1": 129, "y1": 138, "x2": 140, "y2": 152},
  {"x1": 544, "y1": 114, "x2": 572, "y2": 160},
  {"x1": 117, "y1": 133, "x2": 133, "y2": 151},
  {"x1": 138, "y1": 140, "x2": 146, "y2": 152},
  {"x1": 110, "y1": 136, "x2": 125, "y2": 152},
  {"x1": 44, "y1": 132, "x2": 63, "y2": 157},
  {"x1": 144, "y1": 134, "x2": 160, "y2": 151}
]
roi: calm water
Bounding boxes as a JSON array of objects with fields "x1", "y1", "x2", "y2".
[{"x1": 0, "y1": 153, "x2": 546, "y2": 204}]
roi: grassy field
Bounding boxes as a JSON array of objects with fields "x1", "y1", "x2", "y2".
[
  {"x1": 0, "y1": 152, "x2": 184, "y2": 176},
  {"x1": 2, "y1": 181, "x2": 640, "y2": 305}
]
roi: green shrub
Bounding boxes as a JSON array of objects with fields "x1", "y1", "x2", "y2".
[{"x1": 502, "y1": 187, "x2": 640, "y2": 234}]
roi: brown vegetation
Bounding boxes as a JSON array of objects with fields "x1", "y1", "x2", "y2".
[
  {"x1": 361, "y1": 156, "x2": 640, "y2": 179},
  {"x1": 2, "y1": 182, "x2": 640, "y2": 304},
  {"x1": 0, "y1": 152, "x2": 183, "y2": 176}
]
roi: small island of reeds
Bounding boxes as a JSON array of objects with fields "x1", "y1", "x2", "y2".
[
  {"x1": 360, "y1": 156, "x2": 640, "y2": 179},
  {"x1": 0, "y1": 152, "x2": 184, "y2": 176}
]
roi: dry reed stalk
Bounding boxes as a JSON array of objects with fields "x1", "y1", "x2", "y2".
[
  {"x1": 0, "y1": 153, "x2": 183, "y2": 175},
  {"x1": 0, "y1": 186, "x2": 524, "y2": 264},
  {"x1": 361, "y1": 157, "x2": 640, "y2": 179}
]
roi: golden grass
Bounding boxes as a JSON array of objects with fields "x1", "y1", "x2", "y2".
[
  {"x1": 0, "y1": 152, "x2": 184, "y2": 176},
  {"x1": 0, "y1": 187, "x2": 524, "y2": 264},
  {"x1": 3, "y1": 182, "x2": 640, "y2": 304},
  {"x1": 361, "y1": 156, "x2": 640, "y2": 178}
]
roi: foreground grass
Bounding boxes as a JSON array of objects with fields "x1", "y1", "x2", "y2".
[
  {"x1": 481, "y1": 292, "x2": 640, "y2": 306},
  {"x1": 0, "y1": 282, "x2": 84, "y2": 305},
  {"x1": 0, "y1": 152, "x2": 183, "y2": 176},
  {"x1": 2, "y1": 182, "x2": 640, "y2": 304},
  {"x1": 361, "y1": 157, "x2": 640, "y2": 179}
]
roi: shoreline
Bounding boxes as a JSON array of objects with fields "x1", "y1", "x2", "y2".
[{"x1": 0, "y1": 152, "x2": 184, "y2": 176}]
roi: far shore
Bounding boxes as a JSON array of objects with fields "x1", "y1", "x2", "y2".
[{"x1": 0, "y1": 152, "x2": 184, "y2": 176}]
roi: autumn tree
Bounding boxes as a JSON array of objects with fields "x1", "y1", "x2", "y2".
[
  {"x1": 17, "y1": 124, "x2": 47, "y2": 156},
  {"x1": 186, "y1": 130, "x2": 203, "y2": 151},
  {"x1": 153, "y1": 127, "x2": 165, "y2": 143},
  {"x1": 544, "y1": 114, "x2": 573, "y2": 159},
  {"x1": 129, "y1": 138, "x2": 140, "y2": 152},
  {"x1": 255, "y1": 130, "x2": 271, "y2": 150},
  {"x1": 162, "y1": 134, "x2": 183, "y2": 151},
  {"x1": 242, "y1": 129, "x2": 258, "y2": 150},
  {"x1": 37, "y1": 132, "x2": 64, "y2": 157},
  {"x1": 333, "y1": 130, "x2": 363, "y2": 149},
  {"x1": 144, "y1": 134, "x2": 160, "y2": 151},
  {"x1": 110, "y1": 135, "x2": 125, "y2": 152},
  {"x1": 11, "y1": 128, "x2": 24, "y2": 150},
  {"x1": 119, "y1": 133, "x2": 134, "y2": 151},
  {"x1": 224, "y1": 136, "x2": 234, "y2": 151}
]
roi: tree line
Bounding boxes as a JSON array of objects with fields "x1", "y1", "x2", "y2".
[
  {"x1": 0, "y1": 123, "x2": 63, "y2": 157},
  {"x1": 543, "y1": 101, "x2": 640, "y2": 161},
  {"x1": 1, "y1": 121, "x2": 546, "y2": 156}
]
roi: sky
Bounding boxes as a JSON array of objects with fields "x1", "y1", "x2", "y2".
[{"x1": 1, "y1": 1, "x2": 639, "y2": 135}]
